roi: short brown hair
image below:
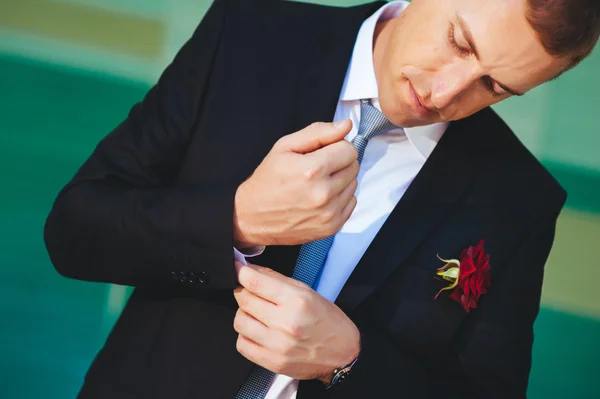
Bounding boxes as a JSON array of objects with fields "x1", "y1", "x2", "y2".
[{"x1": 526, "y1": 0, "x2": 600, "y2": 68}]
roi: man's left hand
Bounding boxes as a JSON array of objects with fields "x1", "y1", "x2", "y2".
[{"x1": 233, "y1": 261, "x2": 360, "y2": 383}]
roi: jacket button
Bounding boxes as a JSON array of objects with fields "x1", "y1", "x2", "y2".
[
  {"x1": 171, "y1": 271, "x2": 187, "y2": 282},
  {"x1": 197, "y1": 271, "x2": 209, "y2": 284},
  {"x1": 187, "y1": 272, "x2": 198, "y2": 284}
]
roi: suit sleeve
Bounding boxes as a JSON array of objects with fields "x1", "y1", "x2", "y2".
[
  {"x1": 327, "y1": 201, "x2": 565, "y2": 398},
  {"x1": 44, "y1": 0, "x2": 237, "y2": 291}
]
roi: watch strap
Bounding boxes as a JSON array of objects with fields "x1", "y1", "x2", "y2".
[{"x1": 324, "y1": 356, "x2": 359, "y2": 390}]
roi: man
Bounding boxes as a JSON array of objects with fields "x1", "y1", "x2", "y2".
[{"x1": 43, "y1": 0, "x2": 599, "y2": 398}]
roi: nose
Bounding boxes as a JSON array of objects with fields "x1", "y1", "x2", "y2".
[{"x1": 431, "y1": 62, "x2": 480, "y2": 110}]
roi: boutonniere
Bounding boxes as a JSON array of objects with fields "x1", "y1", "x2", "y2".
[{"x1": 434, "y1": 239, "x2": 491, "y2": 312}]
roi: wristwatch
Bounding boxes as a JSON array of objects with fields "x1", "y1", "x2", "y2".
[{"x1": 324, "y1": 356, "x2": 359, "y2": 390}]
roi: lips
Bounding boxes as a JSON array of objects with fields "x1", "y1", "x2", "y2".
[
  {"x1": 415, "y1": 92, "x2": 435, "y2": 113},
  {"x1": 409, "y1": 83, "x2": 436, "y2": 113}
]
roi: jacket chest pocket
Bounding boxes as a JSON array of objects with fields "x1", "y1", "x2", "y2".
[{"x1": 388, "y1": 297, "x2": 468, "y2": 357}]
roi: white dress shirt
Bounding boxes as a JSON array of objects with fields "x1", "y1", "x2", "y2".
[{"x1": 234, "y1": 1, "x2": 449, "y2": 397}]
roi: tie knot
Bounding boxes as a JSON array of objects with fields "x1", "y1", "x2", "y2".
[{"x1": 356, "y1": 99, "x2": 398, "y2": 141}]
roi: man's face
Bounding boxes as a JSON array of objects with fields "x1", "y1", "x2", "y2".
[{"x1": 374, "y1": 0, "x2": 569, "y2": 127}]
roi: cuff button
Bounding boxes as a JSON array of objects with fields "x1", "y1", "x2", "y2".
[
  {"x1": 197, "y1": 271, "x2": 209, "y2": 284},
  {"x1": 187, "y1": 272, "x2": 198, "y2": 284}
]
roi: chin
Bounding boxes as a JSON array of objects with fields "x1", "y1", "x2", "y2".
[
  {"x1": 381, "y1": 83, "x2": 435, "y2": 127},
  {"x1": 382, "y1": 102, "x2": 438, "y2": 128},
  {"x1": 379, "y1": 93, "x2": 404, "y2": 125}
]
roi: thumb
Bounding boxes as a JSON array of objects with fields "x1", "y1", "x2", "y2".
[{"x1": 279, "y1": 119, "x2": 352, "y2": 154}]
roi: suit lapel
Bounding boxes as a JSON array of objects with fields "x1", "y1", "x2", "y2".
[
  {"x1": 294, "y1": 1, "x2": 387, "y2": 125},
  {"x1": 335, "y1": 118, "x2": 481, "y2": 312}
]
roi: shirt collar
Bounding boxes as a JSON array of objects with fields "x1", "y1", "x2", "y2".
[{"x1": 339, "y1": 0, "x2": 448, "y2": 160}]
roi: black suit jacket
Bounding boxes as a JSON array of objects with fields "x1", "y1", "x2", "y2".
[{"x1": 44, "y1": 0, "x2": 567, "y2": 398}]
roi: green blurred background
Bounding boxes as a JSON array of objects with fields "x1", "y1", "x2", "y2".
[{"x1": 0, "y1": 0, "x2": 598, "y2": 397}]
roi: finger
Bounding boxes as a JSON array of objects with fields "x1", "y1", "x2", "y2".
[
  {"x1": 236, "y1": 335, "x2": 285, "y2": 375},
  {"x1": 319, "y1": 180, "x2": 357, "y2": 233},
  {"x1": 234, "y1": 287, "x2": 278, "y2": 326},
  {"x1": 246, "y1": 262, "x2": 310, "y2": 290},
  {"x1": 331, "y1": 175, "x2": 358, "y2": 210},
  {"x1": 236, "y1": 334, "x2": 270, "y2": 367},
  {"x1": 233, "y1": 308, "x2": 271, "y2": 348},
  {"x1": 279, "y1": 120, "x2": 352, "y2": 154},
  {"x1": 235, "y1": 260, "x2": 246, "y2": 278},
  {"x1": 236, "y1": 260, "x2": 276, "y2": 279},
  {"x1": 237, "y1": 262, "x2": 288, "y2": 303},
  {"x1": 310, "y1": 139, "x2": 358, "y2": 176},
  {"x1": 326, "y1": 160, "x2": 359, "y2": 198},
  {"x1": 339, "y1": 192, "x2": 358, "y2": 223}
]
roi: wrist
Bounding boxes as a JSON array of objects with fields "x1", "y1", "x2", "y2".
[
  {"x1": 233, "y1": 182, "x2": 261, "y2": 248},
  {"x1": 317, "y1": 371, "x2": 335, "y2": 385},
  {"x1": 318, "y1": 325, "x2": 361, "y2": 385},
  {"x1": 345, "y1": 323, "x2": 362, "y2": 364}
]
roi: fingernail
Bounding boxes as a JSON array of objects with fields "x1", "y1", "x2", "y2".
[{"x1": 333, "y1": 119, "x2": 347, "y2": 129}]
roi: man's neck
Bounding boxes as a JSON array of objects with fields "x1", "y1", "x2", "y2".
[{"x1": 372, "y1": 18, "x2": 394, "y2": 97}]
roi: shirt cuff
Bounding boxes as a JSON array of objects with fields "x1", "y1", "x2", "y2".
[{"x1": 233, "y1": 245, "x2": 266, "y2": 265}]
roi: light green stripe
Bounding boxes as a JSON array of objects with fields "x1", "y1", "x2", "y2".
[
  {"x1": 541, "y1": 209, "x2": 600, "y2": 318},
  {"x1": 0, "y1": 0, "x2": 164, "y2": 60}
]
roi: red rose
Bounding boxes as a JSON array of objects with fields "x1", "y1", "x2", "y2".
[
  {"x1": 434, "y1": 240, "x2": 491, "y2": 312},
  {"x1": 450, "y1": 240, "x2": 491, "y2": 312}
]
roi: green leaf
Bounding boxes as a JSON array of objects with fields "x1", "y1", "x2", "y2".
[{"x1": 443, "y1": 267, "x2": 459, "y2": 281}]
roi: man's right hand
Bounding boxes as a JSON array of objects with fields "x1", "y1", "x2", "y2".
[{"x1": 233, "y1": 119, "x2": 358, "y2": 247}]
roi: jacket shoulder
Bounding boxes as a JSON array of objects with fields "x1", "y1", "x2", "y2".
[{"x1": 471, "y1": 107, "x2": 567, "y2": 215}]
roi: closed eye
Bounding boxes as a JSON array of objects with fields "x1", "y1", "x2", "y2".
[
  {"x1": 482, "y1": 76, "x2": 504, "y2": 97},
  {"x1": 450, "y1": 17, "x2": 524, "y2": 97},
  {"x1": 448, "y1": 23, "x2": 470, "y2": 57}
]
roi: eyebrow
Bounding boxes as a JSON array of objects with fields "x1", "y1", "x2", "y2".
[{"x1": 455, "y1": 14, "x2": 525, "y2": 96}]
